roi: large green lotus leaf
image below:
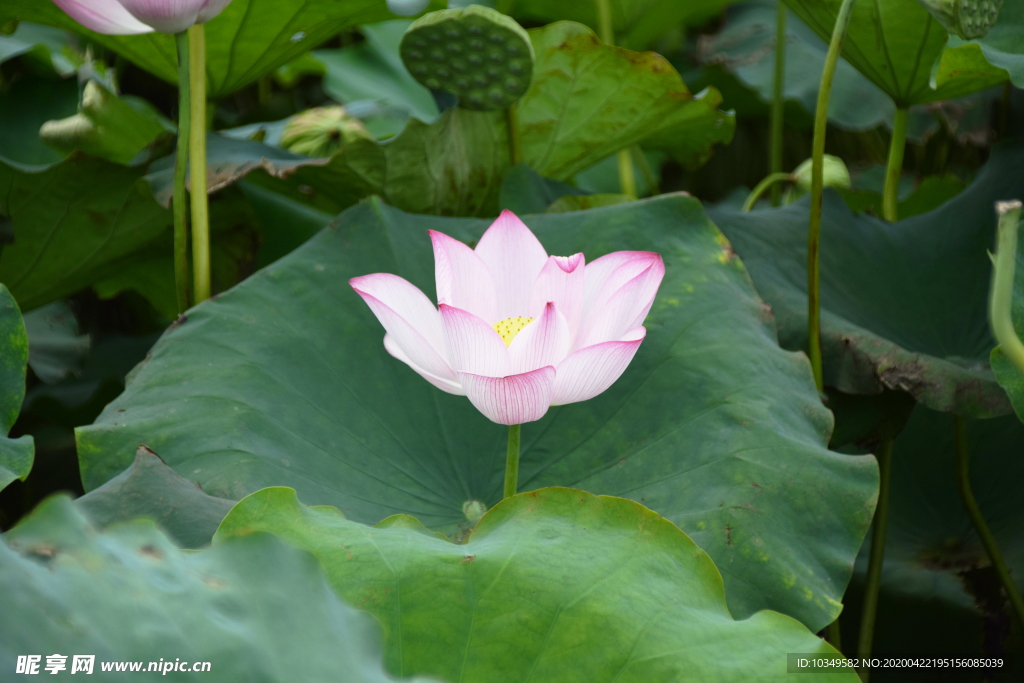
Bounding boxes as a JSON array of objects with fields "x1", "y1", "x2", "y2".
[
  {"x1": 941, "y1": 0, "x2": 1024, "y2": 88},
  {"x1": 0, "y1": 0, "x2": 444, "y2": 99},
  {"x1": 1, "y1": 495, "x2": 431, "y2": 682},
  {"x1": 0, "y1": 284, "x2": 33, "y2": 492},
  {"x1": 77, "y1": 194, "x2": 878, "y2": 631},
  {"x1": 519, "y1": 22, "x2": 735, "y2": 179},
  {"x1": 698, "y1": 1, "x2": 896, "y2": 131},
  {"x1": 76, "y1": 445, "x2": 236, "y2": 549},
  {"x1": 495, "y1": 0, "x2": 734, "y2": 51},
  {"x1": 217, "y1": 487, "x2": 856, "y2": 682},
  {"x1": 783, "y1": 0, "x2": 1007, "y2": 106},
  {"x1": 0, "y1": 154, "x2": 170, "y2": 312},
  {"x1": 707, "y1": 142, "x2": 1024, "y2": 418}
]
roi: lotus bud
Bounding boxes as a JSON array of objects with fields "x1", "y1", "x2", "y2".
[
  {"x1": 462, "y1": 500, "x2": 488, "y2": 524},
  {"x1": 914, "y1": 0, "x2": 1002, "y2": 40},
  {"x1": 792, "y1": 155, "x2": 852, "y2": 193},
  {"x1": 279, "y1": 106, "x2": 373, "y2": 158}
]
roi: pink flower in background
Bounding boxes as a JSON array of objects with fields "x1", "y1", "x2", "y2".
[
  {"x1": 350, "y1": 211, "x2": 664, "y2": 425},
  {"x1": 53, "y1": 0, "x2": 233, "y2": 34}
]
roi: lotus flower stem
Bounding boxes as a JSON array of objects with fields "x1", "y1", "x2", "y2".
[
  {"x1": 173, "y1": 31, "x2": 192, "y2": 314},
  {"x1": 743, "y1": 173, "x2": 793, "y2": 212},
  {"x1": 808, "y1": 0, "x2": 857, "y2": 391},
  {"x1": 188, "y1": 24, "x2": 211, "y2": 304},
  {"x1": 990, "y1": 201, "x2": 1024, "y2": 373},
  {"x1": 771, "y1": 0, "x2": 787, "y2": 207},
  {"x1": 506, "y1": 103, "x2": 522, "y2": 166},
  {"x1": 504, "y1": 424, "x2": 521, "y2": 499},
  {"x1": 857, "y1": 435, "x2": 893, "y2": 680},
  {"x1": 954, "y1": 414, "x2": 1024, "y2": 629},
  {"x1": 882, "y1": 107, "x2": 909, "y2": 222},
  {"x1": 594, "y1": 0, "x2": 637, "y2": 199}
]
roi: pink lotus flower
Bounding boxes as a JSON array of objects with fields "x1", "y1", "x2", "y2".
[
  {"x1": 53, "y1": 0, "x2": 233, "y2": 34},
  {"x1": 350, "y1": 211, "x2": 664, "y2": 425}
]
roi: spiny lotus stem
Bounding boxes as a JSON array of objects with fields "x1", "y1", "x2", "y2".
[
  {"x1": 279, "y1": 106, "x2": 373, "y2": 158},
  {"x1": 915, "y1": 0, "x2": 1002, "y2": 40}
]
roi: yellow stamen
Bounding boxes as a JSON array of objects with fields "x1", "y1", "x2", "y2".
[{"x1": 492, "y1": 316, "x2": 534, "y2": 347}]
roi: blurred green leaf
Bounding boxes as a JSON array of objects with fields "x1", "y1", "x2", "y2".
[
  {"x1": 76, "y1": 445, "x2": 236, "y2": 549},
  {"x1": 0, "y1": 0, "x2": 446, "y2": 98},
  {"x1": 216, "y1": 487, "x2": 856, "y2": 682},
  {"x1": 843, "y1": 406, "x2": 1024, "y2": 675},
  {"x1": 0, "y1": 284, "x2": 33, "y2": 492},
  {"x1": 39, "y1": 80, "x2": 171, "y2": 165},
  {"x1": 698, "y1": 1, "x2": 895, "y2": 131},
  {"x1": 498, "y1": 164, "x2": 588, "y2": 214},
  {"x1": 77, "y1": 195, "x2": 878, "y2": 631},
  {"x1": 0, "y1": 22, "x2": 76, "y2": 74},
  {"x1": 0, "y1": 155, "x2": 170, "y2": 312},
  {"x1": 519, "y1": 22, "x2": 734, "y2": 179},
  {"x1": 708, "y1": 142, "x2": 1024, "y2": 418},
  {"x1": 313, "y1": 21, "x2": 439, "y2": 125},
  {"x1": 0, "y1": 78, "x2": 78, "y2": 165},
  {"x1": 23, "y1": 300, "x2": 90, "y2": 384},
  {"x1": 784, "y1": 0, "x2": 1007, "y2": 105},
  {"x1": 496, "y1": 0, "x2": 734, "y2": 51},
  {"x1": 1, "y1": 495, "x2": 432, "y2": 682}
]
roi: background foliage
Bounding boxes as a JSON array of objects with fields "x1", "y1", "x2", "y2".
[{"x1": 2, "y1": 0, "x2": 1023, "y2": 680}]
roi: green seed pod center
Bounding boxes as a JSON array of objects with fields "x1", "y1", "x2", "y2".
[{"x1": 400, "y1": 5, "x2": 535, "y2": 111}]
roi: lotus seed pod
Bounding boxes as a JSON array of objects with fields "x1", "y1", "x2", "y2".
[
  {"x1": 400, "y1": 5, "x2": 535, "y2": 111},
  {"x1": 462, "y1": 499, "x2": 488, "y2": 524},
  {"x1": 915, "y1": 0, "x2": 1002, "y2": 40},
  {"x1": 279, "y1": 106, "x2": 373, "y2": 158},
  {"x1": 792, "y1": 155, "x2": 852, "y2": 193},
  {"x1": 387, "y1": 0, "x2": 431, "y2": 17}
]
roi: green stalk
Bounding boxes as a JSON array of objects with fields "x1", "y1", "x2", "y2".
[
  {"x1": 504, "y1": 424, "x2": 521, "y2": 499},
  {"x1": 771, "y1": 0, "x2": 787, "y2": 206},
  {"x1": 743, "y1": 172, "x2": 792, "y2": 212},
  {"x1": 991, "y1": 201, "x2": 1024, "y2": 373},
  {"x1": 173, "y1": 31, "x2": 191, "y2": 314},
  {"x1": 857, "y1": 436, "x2": 893, "y2": 681},
  {"x1": 631, "y1": 146, "x2": 659, "y2": 195},
  {"x1": 594, "y1": 0, "x2": 637, "y2": 198},
  {"x1": 188, "y1": 24, "x2": 211, "y2": 304},
  {"x1": 808, "y1": 0, "x2": 857, "y2": 391},
  {"x1": 955, "y1": 415, "x2": 1024, "y2": 629},
  {"x1": 506, "y1": 103, "x2": 522, "y2": 166},
  {"x1": 882, "y1": 106, "x2": 909, "y2": 222}
]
